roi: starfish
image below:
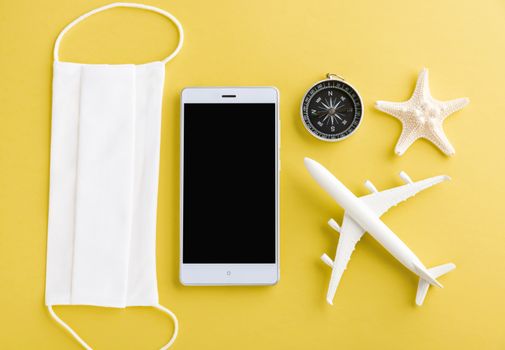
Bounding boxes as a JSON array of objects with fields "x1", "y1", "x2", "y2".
[{"x1": 375, "y1": 68, "x2": 469, "y2": 156}]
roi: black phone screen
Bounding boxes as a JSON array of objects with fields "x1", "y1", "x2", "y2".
[{"x1": 182, "y1": 103, "x2": 276, "y2": 264}]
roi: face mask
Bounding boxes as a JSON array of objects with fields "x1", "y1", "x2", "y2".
[{"x1": 45, "y1": 3, "x2": 183, "y2": 349}]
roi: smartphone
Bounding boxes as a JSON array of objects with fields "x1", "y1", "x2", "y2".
[{"x1": 180, "y1": 87, "x2": 280, "y2": 285}]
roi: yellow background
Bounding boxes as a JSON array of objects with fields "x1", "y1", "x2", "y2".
[{"x1": 1, "y1": 0, "x2": 504, "y2": 349}]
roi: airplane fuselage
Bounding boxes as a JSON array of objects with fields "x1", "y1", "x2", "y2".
[
  {"x1": 335, "y1": 180, "x2": 424, "y2": 274},
  {"x1": 312, "y1": 165, "x2": 427, "y2": 276}
]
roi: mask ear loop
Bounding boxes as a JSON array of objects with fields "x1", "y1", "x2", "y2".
[
  {"x1": 155, "y1": 304, "x2": 179, "y2": 349},
  {"x1": 53, "y1": 2, "x2": 184, "y2": 64},
  {"x1": 48, "y1": 305, "x2": 178, "y2": 349},
  {"x1": 48, "y1": 306, "x2": 92, "y2": 350}
]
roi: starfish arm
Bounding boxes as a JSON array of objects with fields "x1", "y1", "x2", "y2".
[
  {"x1": 411, "y1": 68, "x2": 431, "y2": 103},
  {"x1": 375, "y1": 101, "x2": 407, "y2": 120},
  {"x1": 394, "y1": 124, "x2": 422, "y2": 156},
  {"x1": 424, "y1": 125, "x2": 456, "y2": 156},
  {"x1": 439, "y1": 97, "x2": 470, "y2": 120}
]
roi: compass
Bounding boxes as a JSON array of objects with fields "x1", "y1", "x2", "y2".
[{"x1": 301, "y1": 73, "x2": 363, "y2": 141}]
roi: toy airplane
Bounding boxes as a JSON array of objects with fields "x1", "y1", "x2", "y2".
[{"x1": 304, "y1": 158, "x2": 455, "y2": 306}]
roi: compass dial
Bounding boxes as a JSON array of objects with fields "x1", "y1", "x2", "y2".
[{"x1": 301, "y1": 77, "x2": 363, "y2": 141}]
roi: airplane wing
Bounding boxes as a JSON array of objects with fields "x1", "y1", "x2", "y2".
[
  {"x1": 359, "y1": 174, "x2": 450, "y2": 217},
  {"x1": 324, "y1": 214, "x2": 365, "y2": 305}
]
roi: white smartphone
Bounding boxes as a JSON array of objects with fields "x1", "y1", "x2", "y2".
[{"x1": 180, "y1": 87, "x2": 280, "y2": 285}]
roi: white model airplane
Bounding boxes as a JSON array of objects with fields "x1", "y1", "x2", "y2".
[{"x1": 304, "y1": 158, "x2": 455, "y2": 306}]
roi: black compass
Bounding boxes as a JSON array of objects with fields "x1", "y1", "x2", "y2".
[{"x1": 301, "y1": 73, "x2": 363, "y2": 141}]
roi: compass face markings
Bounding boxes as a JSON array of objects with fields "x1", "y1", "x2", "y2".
[{"x1": 301, "y1": 78, "x2": 363, "y2": 141}]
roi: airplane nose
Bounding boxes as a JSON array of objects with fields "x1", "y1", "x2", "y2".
[
  {"x1": 304, "y1": 157, "x2": 327, "y2": 180},
  {"x1": 304, "y1": 157, "x2": 316, "y2": 169}
]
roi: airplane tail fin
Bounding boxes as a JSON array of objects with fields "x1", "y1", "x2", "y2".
[{"x1": 415, "y1": 263, "x2": 456, "y2": 306}]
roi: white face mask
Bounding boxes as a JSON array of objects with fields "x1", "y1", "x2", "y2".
[{"x1": 45, "y1": 3, "x2": 183, "y2": 349}]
